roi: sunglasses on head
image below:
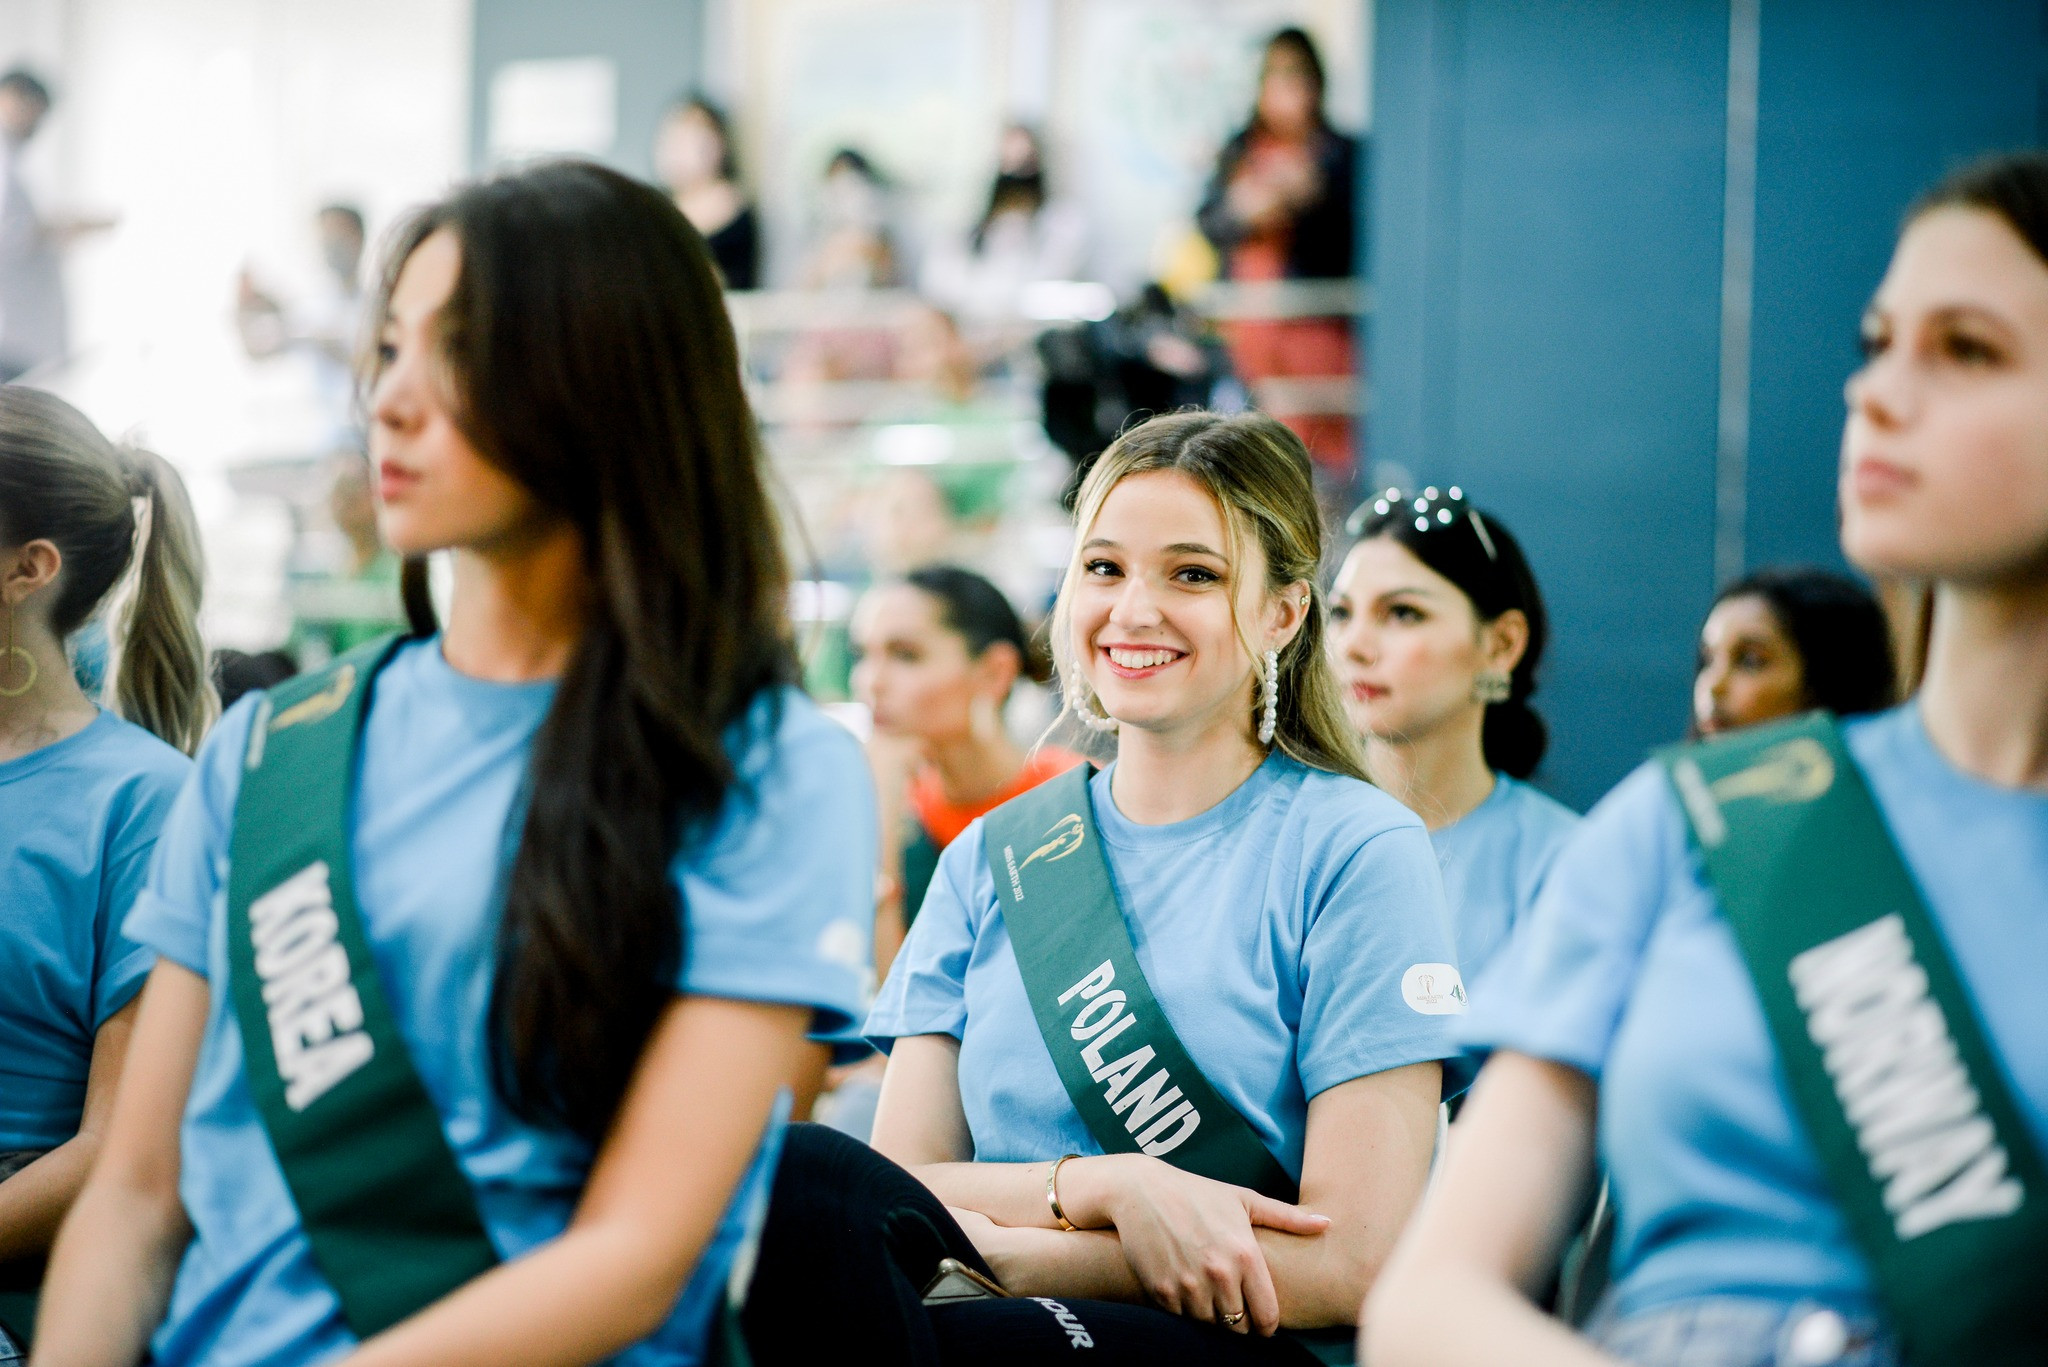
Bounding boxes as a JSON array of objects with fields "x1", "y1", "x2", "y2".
[{"x1": 1345, "y1": 485, "x2": 1498, "y2": 562}]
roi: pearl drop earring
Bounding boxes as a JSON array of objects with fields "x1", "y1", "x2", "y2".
[{"x1": 1258, "y1": 649, "x2": 1280, "y2": 746}]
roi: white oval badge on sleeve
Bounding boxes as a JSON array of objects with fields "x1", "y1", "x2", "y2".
[{"x1": 1402, "y1": 963, "x2": 1468, "y2": 1015}]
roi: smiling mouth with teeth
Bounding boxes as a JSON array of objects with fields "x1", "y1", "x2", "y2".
[{"x1": 1104, "y1": 646, "x2": 1183, "y2": 670}]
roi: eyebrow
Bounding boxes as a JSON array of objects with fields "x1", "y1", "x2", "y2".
[{"x1": 1079, "y1": 538, "x2": 1226, "y2": 558}]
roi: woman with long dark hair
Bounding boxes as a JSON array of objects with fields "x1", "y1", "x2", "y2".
[
  {"x1": 744, "y1": 411, "x2": 1458, "y2": 1365},
  {"x1": 1369, "y1": 154, "x2": 2048, "y2": 1367},
  {"x1": 34, "y1": 161, "x2": 875, "y2": 1367},
  {"x1": 0, "y1": 389, "x2": 212, "y2": 1359},
  {"x1": 1328, "y1": 489, "x2": 1577, "y2": 987}
]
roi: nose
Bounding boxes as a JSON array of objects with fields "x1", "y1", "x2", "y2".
[
  {"x1": 1333, "y1": 611, "x2": 1376, "y2": 665},
  {"x1": 1106, "y1": 573, "x2": 1165, "y2": 629},
  {"x1": 1845, "y1": 350, "x2": 1913, "y2": 432},
  {"x1": 370, "y1": 350, "x2": 426, "y2": 440}
]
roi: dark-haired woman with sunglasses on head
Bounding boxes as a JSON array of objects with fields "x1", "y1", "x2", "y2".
[
  {"x1": 1328, "y1": 489, "x2": 1577, "y2": 986},
  {"x1": 34, "y1": 161, "x2": 875, "y2": 1367}
]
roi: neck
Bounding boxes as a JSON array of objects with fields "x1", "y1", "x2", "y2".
[
  {"x1": 439, "y1": 527, "x2": 589, "y2": 683},
  {"x1": 922, "y1": 728, "x2": 1028, "y2": 807},
  {"x1": 1365, "y1": 708, "x2": 1496, "y2": 830},
  {"x1": 1916, "y1": 578, "x2": 2048, "y2": 788},
  {"x1": 1108, "y1": 715, "x2": 1266, "y2": 826},
  {"x1": 0, "y1": 615, "x2": 99, "y2": 764}
]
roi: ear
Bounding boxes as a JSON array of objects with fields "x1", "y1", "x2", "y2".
[
  {"x1": 972, "y1": 639, "x2": 1024, "y2": 702},
  {"x1": 1481, "y1": 608, "x2": 1531, "y2": 675},
  {"x1": 0, "y1": 538, "x2": 62, "y2": 610},
  {"x1": 1262, "y1": 578, "x2": 1314, "y2": 655}
]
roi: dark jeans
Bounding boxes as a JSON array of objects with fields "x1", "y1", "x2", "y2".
[{"x1": 742, "y1": 1125, "x2": 1325, "y2": 1366}]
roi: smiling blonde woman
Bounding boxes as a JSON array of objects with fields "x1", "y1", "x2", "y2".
[{"x1": 740, "y1": 410, "x2": 1462, "y2": 1366}]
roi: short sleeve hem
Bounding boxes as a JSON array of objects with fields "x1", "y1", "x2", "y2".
[
  {"x1": 683, "y1": 948, "x2": 864, "y2": 1041},
  {"x1": 1299, "y1": 1037, "x2": 1458, "y2": 1101},
  {"x1": 93, "y1": 943, "x2": 158, "y2": 1027},
  {"x1": 125, "y1": 886, "x2": 210, "y2": 978}
]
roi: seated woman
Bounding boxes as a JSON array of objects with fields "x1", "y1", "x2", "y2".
[
  {"x1": 0, "y1": 390, "x2": 212, "y2": 1359},
  {"x1": 1328, "y1": 488, "x2": 1578, "y2": 985},
  {"x1": 851, "y1": 564, "x2": 1080, "y2": 978},
  {"x1": 34, "y1": 162, "x2": 875, "y2": 1367},
  {"x1": 745, "y1": 410, "x2": 1460, "y2": 1366},
  {"x1": 1366, "y1": 154, "x2": 2048, "y2": 1367},
  {"x1": 1693, "y1": 566, "x2": 1896, "y2": 738}
]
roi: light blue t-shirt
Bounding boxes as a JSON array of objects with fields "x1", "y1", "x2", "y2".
[
  {"x1": 124, "y1": 639, "x2": 876, "y2": 1367},
  {"x1": 1461, "y1": 705, "x2": 2048, "y2": 1317},
  {"x1": 866, "y1": 753, "x2": 1462, "y2": 1179},
  {"x1": 1430, "y1": 774, "x2": 1578, "y2": 986},
  {"x1": 1, "y1": 711, "x2": 186, "y2": 1150}
]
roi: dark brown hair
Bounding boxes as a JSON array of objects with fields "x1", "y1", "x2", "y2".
[
  {"x1": 370, "y1": 162, "x2": 794, "y2": 1140},
  {"x1": 0, "y1": 386, "x2": 215, "y2": 752}
]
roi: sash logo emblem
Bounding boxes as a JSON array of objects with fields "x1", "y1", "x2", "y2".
[
  {"x1": 270, "y1": 665, "x2": 357, "y2": 733},
  {"x1": 1019, "y1": 814, "x2": 1085, "y2": 871},
  {"x1": 1672, "y1": 737, "x2": 1835, "y2": 849}
]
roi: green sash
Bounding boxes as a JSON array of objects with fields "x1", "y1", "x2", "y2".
[
  {"x1": 982, "y1": 764, "x2": 1296, "y2": 1201},
  {"x1": 227, "y1": 636, "x2": 500, "y2": 1338},
  {"x1": 1661, "y1": 713, "x2": 2048, "y2": 1365}
]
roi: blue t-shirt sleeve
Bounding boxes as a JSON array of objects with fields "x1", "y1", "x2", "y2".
[
  {"x1": 90, "y1": 754, "x2": 191, "y2": 1025},
  {"x1": 1458, "y1": 763, "x2": 1685, "y2": 1077},
  {"x1": 675, "y1": 697, "x2": 877, "y2": 1038},
  {"x1": 124, "y1": 698, "x2": 260, "y2": 978},
  {"x1": 863, "y1": 823, "x2": 985, "y2": 1049},
  {"x1": 1297, "y1": 818, "x2": 1463, "y2": 1098}
]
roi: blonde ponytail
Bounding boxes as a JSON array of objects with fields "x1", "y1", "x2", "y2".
[{"x1": 115, "y1": 448, "x2": 217, "y2": 753}]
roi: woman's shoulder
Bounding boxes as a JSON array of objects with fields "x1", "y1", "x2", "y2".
[
  {"x1": 1282, "y1": 760, "x2": 1429, "y2": 845},
  {"x1": 68, "y1": 710, "x2": 193, "y2": 795},
  {"x1": 1494, "y1": 775, "x2": 1582, "y2": 842},
  {"x1": 730, "y1": 685, "x2": 866, "y2": 777}
]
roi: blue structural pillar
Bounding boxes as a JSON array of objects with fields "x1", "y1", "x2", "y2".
[{"x1": 1368, "y1": 0, "x2": 2048, "y2": 809}]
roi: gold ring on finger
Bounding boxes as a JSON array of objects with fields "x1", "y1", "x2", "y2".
[{"x1": 1221, "y1": 1311, "x2": 1245, "y2": 1327}]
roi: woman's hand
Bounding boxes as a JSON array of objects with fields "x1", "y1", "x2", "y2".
[{"x1": 1095, "y1": 1156, "x2": 1328, "y2": 1336}]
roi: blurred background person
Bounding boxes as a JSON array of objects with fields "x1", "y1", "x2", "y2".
[
  {"x1": 849, "y1": 565, "x2": 1077, "y2": 978},
  {"x1": 0, "y1": 69, "x2": 109, "y2": 383},
  {"x1": 235, "y1": 203, "x2": 369, "y2": 451},
  {"x1": 283, "y1": 451, "x2": 404, "y2": 666},
  {"x1": 654, "y1": 94, "x2": 759, "y2": 290},
  {"x1": 1693, "y1": 566, "x2": 1897, "y2": 738},
  {"x1": 800, "y1": 147, "x2": 899, "y2": 290},
  {"x1": 1196, "y1": 28, "x2": 1360, "y2": 479},
  {"x1": 922, "y1": 124, "x2": 1086, "y2": 327},
  {"x1": 1330, "y1": 486, "x2": 1577, "y2": 988}
]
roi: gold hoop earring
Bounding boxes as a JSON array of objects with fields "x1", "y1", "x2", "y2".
[{"x1": 0, "y1": 608, "x2": 37, "y2": 699}]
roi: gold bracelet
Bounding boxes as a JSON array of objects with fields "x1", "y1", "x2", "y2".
[{"x1": 1046, "y1": 1153, "x2": 1080, "y2": 1231}]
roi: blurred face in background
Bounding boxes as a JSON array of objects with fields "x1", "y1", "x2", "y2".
[
  {"x1": 368, "y1": 229, "x2": 555, "y2": 559},
  {"x1": 851, "y1": 583, "x2": 1012, "y2": 745},
  {"x1": 1693, "y1": 593, "x2": 1807, "y2": 736},
  {"x1": 0, "y1": 87, "x2": 45, "y2": 143},
  {"x1": 654, "y1": 105, "x2": 727, "y2": 192},
  {"x1": 1257, "y1": 42, "x2": 1320, "y2": 140},
  {"x1": 1328, "y1": 536, "x2": 1521, "y2": 747},
  {"x1": 1843, "y1": 206, "x2": 2048, "y2": 584}
]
